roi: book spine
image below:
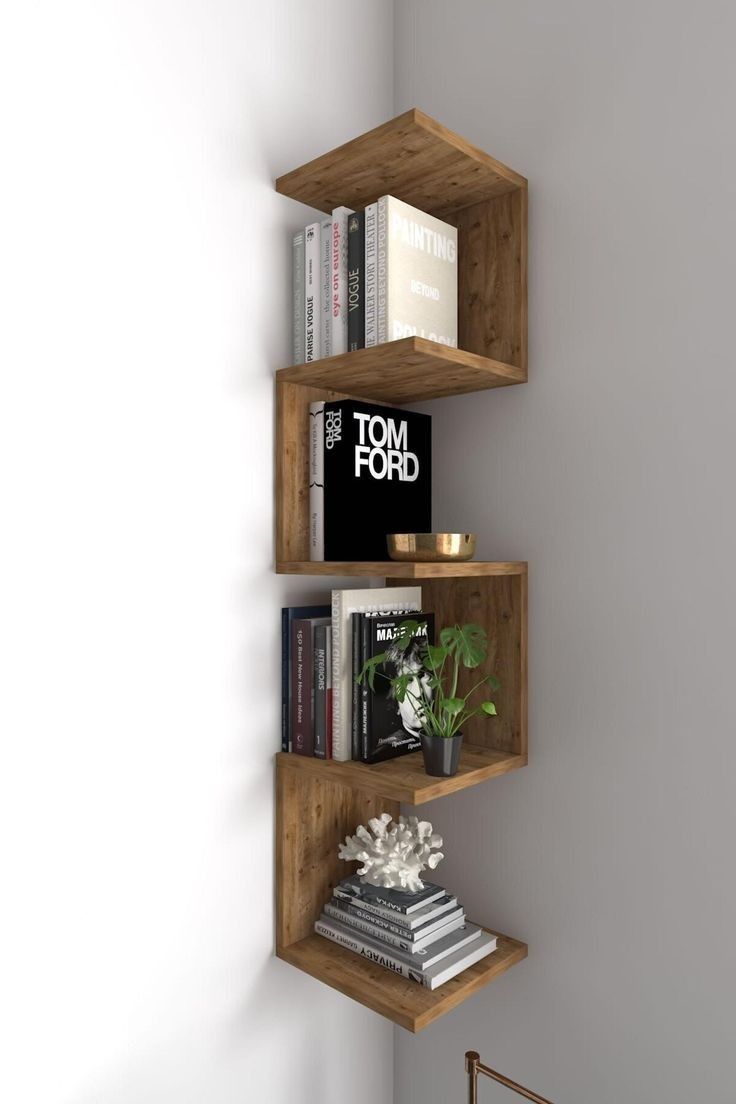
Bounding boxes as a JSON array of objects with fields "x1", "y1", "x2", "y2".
[
  {"x1": 325, "y1": 625, "x2": 333, "y2": 758},
  {"x1": 376, "y1": 197, "x2": 388, "y2": 344},
  {"x1": 347, "y1": 211, "x2": 365, "y2": 351},
  {"x1": 281, "y1": 608, "x2": 290, "y2": 751},
  {"x1": 292, "y1": 230, "x2": 305, "y2": 364},
  {"x1": 308, "y1": 401, "x2": 324, "y2": 560},
  {"x1": 292, "y1": 619, "x2": 314, "y2": 755},
  {"x1": 351, "y1": 612, "x2": 361, "y2": 760},
  {"x1": 330, "y1": 591, "x2": 346, "y2": 760},
  {"x1": 323, "y1": 902, "x2": 416, "y2": 953},
  {"x1": 305, "y1": 221, "x2": 321, "y2": 362},
  {"x1": 331, "y1": 207, "x2": 351, "y2": 355},
  {"x1": 360, "y1": 612, "x2": 371, "y2": 762},
  {"x1": 315, "y1": 919, "x2": 429, "y2": 985},
  {"x1": 364, "y1": 202, "x2": 378, "y2": 347},
  {"x1": 321, "y1": 217, "x2": 332, "y2": 358},
  {"x1": 314, "y1": 625, "x2": 328, "y2": 759}
]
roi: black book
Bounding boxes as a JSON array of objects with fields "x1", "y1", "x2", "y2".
[
  {"x1": 347, "y1": 210, "x2": 365, "y2": 351},
  {"x1": 362, "y1": 612, "x2": 435, "y2": 764},
  {"x1": 322, "y1": 399, "x2": 431, "y2": 561},
  {"x1": 314, "y1": 624, "x2": 329, "y2": 759},
  {"x1": 281, "y1": 604, "x2": 330, "y2": 751},
  {"x1": 351, "y1": 612, "x2": 362, "y2": 760}
]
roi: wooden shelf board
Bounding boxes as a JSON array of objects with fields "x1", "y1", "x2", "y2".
[
  {"x1": 277, "y1": 930, "x2": 527, "y2": 1032},
  {"x1": 275, "y1": 560, "x2": 527, "y2": 579},
  {"x1": 276, "y1": 746, "x2": 527, "y2": 806},
  {"x1": 275, "y1": 107, "x2": 526, "y2": 219},
  {"x1": 277, "y1": 338, "x2": 525, "y2": 403}
]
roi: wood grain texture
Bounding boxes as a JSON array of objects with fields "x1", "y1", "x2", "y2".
[
  {"x1": 391, "y1": 574, "x2": 526, "y2": 755},
  {"x1": 275, "y1": 561, "x2": 527, "y2": 579},
  {"x1": 277, "y1": 338, "x2": 524, "y2": 403},
  {"x1": 277, "y1": 930, "x2": 528, "y2": 1032},
  {"x1": 446, "y1": 189, "x2": 528, "y2": 372},
  {"x1": 276, "y1": 760, "x2": 400, "y2": 949},
  {"x1": 275, "y1": 108, "x2": 526, "y2": 218},
  {"x1": 276, "y1": 746, "x2": 527, "y2": 806}
]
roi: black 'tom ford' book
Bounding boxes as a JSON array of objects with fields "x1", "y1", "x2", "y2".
[{"x1": 322, "y1": 399, "x2": 431, "y2": 562}]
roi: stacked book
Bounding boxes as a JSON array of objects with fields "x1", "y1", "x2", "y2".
[
  {"x1": 282, "y1": 590, "x2": 436, "y2": 764},
  {"x1": 315, "y1": 876, "x2": 498, "y2": 990},
  {"x1": 292, "y1": 196, "x2": 457, "y2": 365}
]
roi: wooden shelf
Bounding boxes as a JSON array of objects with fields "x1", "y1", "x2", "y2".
[
  {"x1": 278, "y1": 930, "x2": 527, "y2": 1033},
  {"x1": 277, "y1": 338, "x2": 524, "y2": 403},
  {"x1": 277, "y1": 746, "x2": 527, "y2": 806},
  {"x1": 276, "y1": 560, "x2": 527, "y2": 578},
  {"x1": 276, "y1": 107, "x2": 526, "y2": 219}
]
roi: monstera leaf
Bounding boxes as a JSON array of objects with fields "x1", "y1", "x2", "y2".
[{"x1": 440, "y1": 623, "x2": 488, "y2": 668}]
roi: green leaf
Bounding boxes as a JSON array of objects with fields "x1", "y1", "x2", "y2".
[
  {"x1": 441, "y1": 697, "x2": 465, "y2": 716},
  {"x1": 486, "y1": 674, "x2": 501, "y2": 692},
  {"x1": 479, "y1": 700, "x2": 497, "y2": 715},
  {"x1": 440, "y1": 623, "x2": 488, "y2": 668},
  {"x1": 426, "y1": 643, "x2": 449, "y2": 667}
]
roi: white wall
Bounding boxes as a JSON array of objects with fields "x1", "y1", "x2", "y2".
[
  {"x1": 394, "y1": 1, "x2": 736, "y2": 1102},
  {"x1": 0, "y1": 3, "x2": 394, "y2": 1102}
]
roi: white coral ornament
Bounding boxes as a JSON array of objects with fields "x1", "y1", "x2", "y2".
[{"x1": 337, "y1": 813, "x2": 444, "y2": 892}]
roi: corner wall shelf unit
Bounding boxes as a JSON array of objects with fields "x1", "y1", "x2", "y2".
[{"x1": 273, "y1": 109, "x2": 529, "y2": 1032}]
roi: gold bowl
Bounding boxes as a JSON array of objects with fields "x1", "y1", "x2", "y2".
[{"x1": 387, "y1": 533, "x2": 477, "y2": 562}]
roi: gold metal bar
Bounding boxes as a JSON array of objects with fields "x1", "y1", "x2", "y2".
[{"x1": 465, "y1": 1051, "x2": 555, "y2": 1104}]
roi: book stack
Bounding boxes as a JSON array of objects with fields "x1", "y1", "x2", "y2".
[
  {"x1": 292, "y1": 196, "x2": 458, "y2": 365},
  {"x1": 315, "y1": 876, "x2": 498, "y2": 990},
  {"x1": 282, "y1": 590, "x2": 435, "y2": 765}
]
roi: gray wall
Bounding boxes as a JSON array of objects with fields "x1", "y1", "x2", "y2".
[{"x1": 394, "y1": 1, "x2": 736, "y2": 1101}]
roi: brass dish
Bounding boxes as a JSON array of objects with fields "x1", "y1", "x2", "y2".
[{"x1": 387, "y1": 533, "x2": 477, "y2": 562}]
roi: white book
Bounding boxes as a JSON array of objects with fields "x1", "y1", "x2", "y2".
[
  {"x1": 315, "y1": 916, "x2": 498, "y2": 989},
  {"x1": 376, "y1": 195, "x2": 457, "y2": 348},
  {"x1": 320, "y1": 216, "x2": 332, "y2": 357},
  {"x1": 364, "y1": 202, "x2": 378, "y2": 346},
  {"x1": 308, "y1": 401, "x2": 324, "y2": 560},
  {"x1": 304, "y1": 221, "x2": 321, "y2": 361},
  {"x1": 292, "y1": 229, "x2": 305, "y2": 364},
  {"x1": 330, "y1": 206, "x2": 353, "y2": 355},
  {"x1": 330, "y1": 585, "x2": 421, "y2": 761}
]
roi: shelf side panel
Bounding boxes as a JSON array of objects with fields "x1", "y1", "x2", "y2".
[
  {"x1": 447, "y1": 188, "x2": 528, "y2": 373},
  {"x1": 390, "y1": 573, "x2": 526, "y2": 756},
  {"x1": 276, "y1": 762, "x2": 400, "y2": 949}
]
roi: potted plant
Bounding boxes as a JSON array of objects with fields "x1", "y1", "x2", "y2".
[{"x1": 357, "y1": 621, "x2": 499, "y2": 777}]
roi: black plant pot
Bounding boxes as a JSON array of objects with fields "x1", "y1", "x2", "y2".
[{"x1": 420, "y1": 731, "x2": 464, "y2": 777}]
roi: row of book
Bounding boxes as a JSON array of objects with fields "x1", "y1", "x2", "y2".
[
  {"x1": 282, "y1": 587, "x2": 435, "y2": 763},
  {"x1": 316, "y1": 876, "x2": 497, "y2": 990},
  {"x1": 292, "y1": 196, "x2": 458, "y2": 365},
  {"x1": 309, "y1": 397, "x2": 431, "y2": 562}
]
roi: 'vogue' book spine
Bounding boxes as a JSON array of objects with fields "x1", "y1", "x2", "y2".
[
  {"x1": 347, "y1": 210, "x2": 365, "y2": 351},
  {"x1": 308, "y1": 401, "x2": 324, "y2": 560},
  {"x1": 292, "y1": 229, "x2": 305, "y2": 364},
  {"x1": 305, "y1": 221, "x2": 321, "y2": 362},
  {"x1": 314, "y1": 624, "x2": 328, "y2": 758},
  {"x1": 364, "y1": 202, "x2": 378, "y2": 347},
  {"x1": 331, "y1": 206, "x2": 352, "y2": 355},
  {"x1": 320, "y1": 217, "x2": 332, "y2": 358},
  {"x1": 291, "y1": 619, "x2": 313, "y2": 755}
]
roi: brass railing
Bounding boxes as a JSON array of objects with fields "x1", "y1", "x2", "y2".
[{"x1": 466, "y1": 1052, "x2": 556, "y2": 1104}]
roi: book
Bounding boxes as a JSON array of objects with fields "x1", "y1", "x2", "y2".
[
  {"x1": 325, "y1": 625, "x2": 333, "y2": 758},
  {"x1": 376, "y1": 195, "x2": 457, "y2": 348},
  {"x1": 291, "y1": 616, "x2": 329, "y2": 755},
  {"x1": 305, "y1": 221, "x2": 321, "y2": 362},
  {"x1": 351, "y1": 611, "x2": 362, "y2": 760},
  {"x1": 330, "y1": 586, "x2": 421, "y2": 761},
  {"x1": 322, "y1": 399, "x2": 431, "y2": 562},
  {"x1": 308, "y1": 401, "x2": 325, "y2": 560},
  {"x1": 292, "y1": 229, "x2": 305, "y2": 365},
  {"x1": 325, "y1": 911, "x2": 482, "y2": 969},
  {"x1": 347, "y1": 210, "x2": 365, "y2": 351},
  {"x1": 337, "y1": 875, "x2": 445, "y2": 914},
  {"x1": 332, "y1": 886, "x2": 458, "y2": 930},
  {"x1": 325, "y1": 898, "x2": 466, "y2": 950},
  {"x1": 320, "y1": 216, "x2": 332, "y2": 358},
  {"x1": 281, "y1": 604, "x2": 330, "y2": 751},
  {"x1": 315, "y1": 916, "x2": 497, "y2": 989},
  {"x1": 314, "y1": 624, "x2": 329, "y2": 759},
  {"x1": 361, "y1": 613, "x2": 435, "y2": 764},
  {"x1": 330, "y1": 206, "x2": 353, "y2": 355},
  {"x1": 364, "y1": 202, "x2": 378, "y2": 346}
]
